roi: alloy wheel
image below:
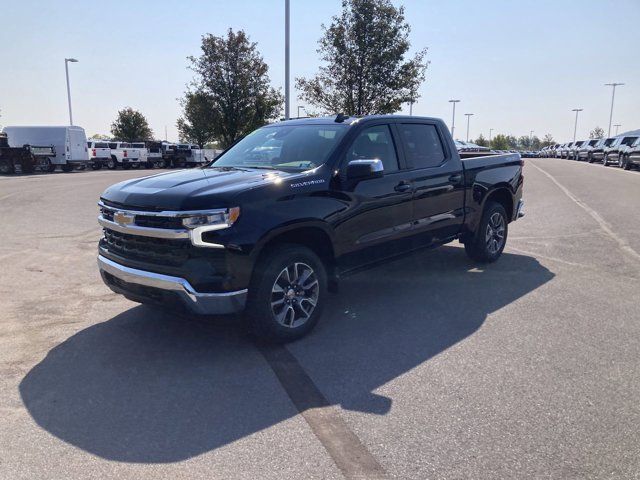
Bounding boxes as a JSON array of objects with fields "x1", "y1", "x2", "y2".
[
  {"x1": 485, "y1": 212, "x2": 506, "y2": 255},
  {"x1": 270, "y1": 262, "x2": 319, "y2": 328}
]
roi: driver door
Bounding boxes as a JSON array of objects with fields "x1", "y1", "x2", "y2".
[{"x1": 334, "y1": 123, "x2": 415, "y2": 269}]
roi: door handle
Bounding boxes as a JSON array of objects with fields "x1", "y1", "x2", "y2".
[
  {"x1": 394, "y1": 181, "x2": 412, "y2": 192},
  {"x1": 448, "y1": 174, "x2": 463, "y2": 184}
]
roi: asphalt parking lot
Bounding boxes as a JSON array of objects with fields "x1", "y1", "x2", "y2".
[{"x1": 1, "y1": 159, "x2": 639, "y2": 479}]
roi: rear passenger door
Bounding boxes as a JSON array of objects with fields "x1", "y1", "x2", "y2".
[{"x1": 396, "y1": 121, "x2": 466, "y2": 242}]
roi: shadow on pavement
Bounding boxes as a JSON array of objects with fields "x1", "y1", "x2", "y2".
[{"x1": 19, "y1": 245, "x2": 554, "y2": 463}]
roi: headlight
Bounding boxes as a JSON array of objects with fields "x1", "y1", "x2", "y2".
[{"x1": 182, "y1": 207, "x2": 240, "y2": 231}]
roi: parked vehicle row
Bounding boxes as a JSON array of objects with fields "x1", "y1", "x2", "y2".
[
  {"x1": 88, "y1": 139, "x2": 208, "y2": 170},
  {"x1": 539, "y1": 134, "x2": 640, "y2": 170},
  {"x1": 0, "y1": 124, "x2": 212, "y2": 175}
]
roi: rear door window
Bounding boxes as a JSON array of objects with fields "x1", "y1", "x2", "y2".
[{"x1": 397, "y1": 123, "x2": 446, "y2": 169}]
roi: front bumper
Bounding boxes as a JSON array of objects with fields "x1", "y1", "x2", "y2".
[{"x1": 98, "y1": 254, "x2": 247, "y2": 314}]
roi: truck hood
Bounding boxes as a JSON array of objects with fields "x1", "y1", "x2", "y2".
[{"x1": 100, "y1": 167, "x2": 301, "y2": 210}]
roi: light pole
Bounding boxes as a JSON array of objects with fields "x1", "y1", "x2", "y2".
[
  {"x1": 297, "y1": 106, "x2": 306, "y2": 118},
  {"x1": 64, "y1": 58, "x2": 78, "y2": 125},
  {"x1": 449, "y1": 100, "x2": 460, "y2": 138},
  {"x1": 489, "y1": 128, "x2": 493, "y2": 142},
  {"x1": 409, "y1": 100, "x2": 413, "y2": 116},
  {"x1": 464, "y1": 113, "x2": 474, "y2": 142},
  {"x1": 614, "y1": 124, "x2": 621, "y2": 136},
  {"x1": 530, "y1": 130, "x2": 534, "y2": 149},
  {"x1": 571, "y1": 108, "x2": 583, "y2": 142},
  {"x1": 284, "y1": 0, "x2": 290, "y2": 120},
  {"x1": 604, "y1": 82, "x2": 624, "y2": 137}
]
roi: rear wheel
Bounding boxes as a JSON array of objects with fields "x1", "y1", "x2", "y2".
[
  {"x1": 245, "y1": 244, "x2": 327, "y2": 342},
  {"x1": 622, "y1": 154, "x2": 631, "y2": 170},
  {"x1": 464, "y1": 201, "x2": 508, "y2": 263},
  {"x1": 91, "y1": 162, "x2": 102, "y2": 170},
  {"x1": 0, "y1": 159, "x2": 15, "y2": 174},
  {"x1": 44, "y1": 158, "x2": 56, "y2": 172},
  {"x1": 107, "y1": 157, "x2": 117, "y2": 170},
  {"x1": 61, "y1": 163, "x2": 74, "y2": 172}
]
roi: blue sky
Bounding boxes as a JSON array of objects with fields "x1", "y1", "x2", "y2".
[{"x1": 2, "y1": 0, "x2": 639, "y2": 142}]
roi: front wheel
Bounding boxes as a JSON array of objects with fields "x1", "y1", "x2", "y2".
[
  {"x1": 464, "y1": 201, "x2": 508, "y2": 263},
  {"x1": 587, "y1": 153, "x2": 594, "y2": 163},
  {"x1": 602, "y1": 155, "x2": 609, "y2": 166},
  {"x1": 107, "y1": 157, "x2": 117, "y2": 170},
  {"x1": 245, "y1": 244, "x2": 327, "y2": 342},
  {"x1": 622, "y1": 154, "x2": 632, "y2": 170}
]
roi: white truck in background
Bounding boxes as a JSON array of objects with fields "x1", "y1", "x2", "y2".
[
  {"x1": 87, "y1": 139, "x2": 111, "y2": 170},
  {"x1": 174, "y1": 143, "x2": 207, "y2": 167},
  {"x1": 107, "y1": 141, "x2": 141, "y2": 169},
  {"x1": 2, "y1": 125, "x2": 89, "y2": 172}
]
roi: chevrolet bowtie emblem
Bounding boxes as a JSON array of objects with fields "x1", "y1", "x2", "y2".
[{"x1": 114, "y1": 211, "x2": 134, "y2": 225}]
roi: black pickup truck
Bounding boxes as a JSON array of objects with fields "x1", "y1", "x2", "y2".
[{"x1": 97, "y1": 115, "x2": 524, "y2": 341}]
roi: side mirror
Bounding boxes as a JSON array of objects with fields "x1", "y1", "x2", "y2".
[{"x1": 347, "y1": 159, "x2": 384, "y2": 180}]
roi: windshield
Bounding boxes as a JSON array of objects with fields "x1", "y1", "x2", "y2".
[{"x1": 212, "y1": 124, "x2": 347, "y2": 172}]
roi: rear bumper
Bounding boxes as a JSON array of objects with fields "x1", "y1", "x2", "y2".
[{"x1": 98, "y1": 254, "x2": 247, "y2": 314}]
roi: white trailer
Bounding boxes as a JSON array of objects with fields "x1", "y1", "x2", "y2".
[{"x1": 2, "y1": 126, "x2": 89, "y2": 172}]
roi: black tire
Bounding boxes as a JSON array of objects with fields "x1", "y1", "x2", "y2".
[
  {"x1": 61, "y1": 163, "x2": 74, "y2": 172},
  {"x1": 587, "y1": 153, "x2": 594, "y2": 163},
  {"x1": 464, "y1": 201, "x2": 509, "y2": 263},
  {"x1": 131, "y1": 163, "x2": 140, "y2": 169},
  {"x1": 622, "y1": 154, "x2": 631, "y2": 170},
  {"x1": 144, "y1": 161, "x2": 154, "y2": 169},
  {"x1": 91, "y1": 162, "x2": 102, "y2": 170},
  {"x1": 43, "y1": 158, "x2": 56, "y2": 172},
  {"x1": 245, "y1": 244, "x2": 327, "y2": 343},
  {"x1": 122, "y1": 163, "x2": 131, "y2": 170},
  {"x1": 107, "y1": 157, "x2": 117, "y2": 170},
  {"x1": 602, "y1": 155, "x2": 608, "y2": 166},
  {"x1": 0, "y1": 159, "x2": 15, "y2": 174}
]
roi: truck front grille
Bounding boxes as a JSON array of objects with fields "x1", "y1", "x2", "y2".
[{"x1": 102, "y1": 229, "x2": 190, "y2": 266}]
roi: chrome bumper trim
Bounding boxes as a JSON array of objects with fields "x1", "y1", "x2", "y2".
[{"x1": 97, "y1": 255, "x2": 247, "y2": 314}]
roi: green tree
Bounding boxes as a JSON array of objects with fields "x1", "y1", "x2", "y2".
[
  {"x1": 89, "y1": 133, "x2": 111, "y2": 140},
  {"x1": 517, "y1": 136, "x2": 531, "y2": 149},
  {"x1": 176, "y1": 90, "x2": 217, "y2": 148},
  {"x1": 506, "y1": 135, "x2": 518, "y2": 149},
  {"x1": 188, "y1": 29, "x2": 282, "y2": 148},
  {"x1": 589, "y1": 126, "x2": 605, "y2": 139},
  {"x1": 490, "y1": 134, "x2": 510, "y2": 150},
  {"x1": 110, "y1": 108, "x2": 153, "y2": 142},
  {"x1": 541, "y1": 133, "x2": 555, "y2": 148},
  {"x1": 474, "y1": 134, "x2": 488, "y2": 147},
  {"x1": 296, "y1": 0, "x2": 429, "y2": 115}
]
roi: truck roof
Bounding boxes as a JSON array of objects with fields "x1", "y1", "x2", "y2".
[{"x1": 273, "y1": 114, "x2": 443, "y2": 127}]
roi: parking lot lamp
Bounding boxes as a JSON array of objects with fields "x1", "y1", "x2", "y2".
[
  {"x1": 64, "y1": 58, "x2": 78, "y2": 125},
  {"x1": 464, "y1": 113, "x2": 474, "y2": 142},
  {"x1": 449, "y1": 100, "x2": 460, "y2": 138},
  {"x1": 614, "y1": 124, "x2": 621, "y2": 136},
  {"x1": 530, "y1": 130, "x2": 534, "y2": 148},
  {"x1": 571, "y1": 109, "x2": 582, "y2": 143},
  {"x1": 604, "y1": 83, "x2": 624, "y2": 137},
  {"x1": 489, "y1": 128, "x2": 493, "y2": 142},
  {"x1": 284, "y1": 0, "x2": 290, "y2": 120}
]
